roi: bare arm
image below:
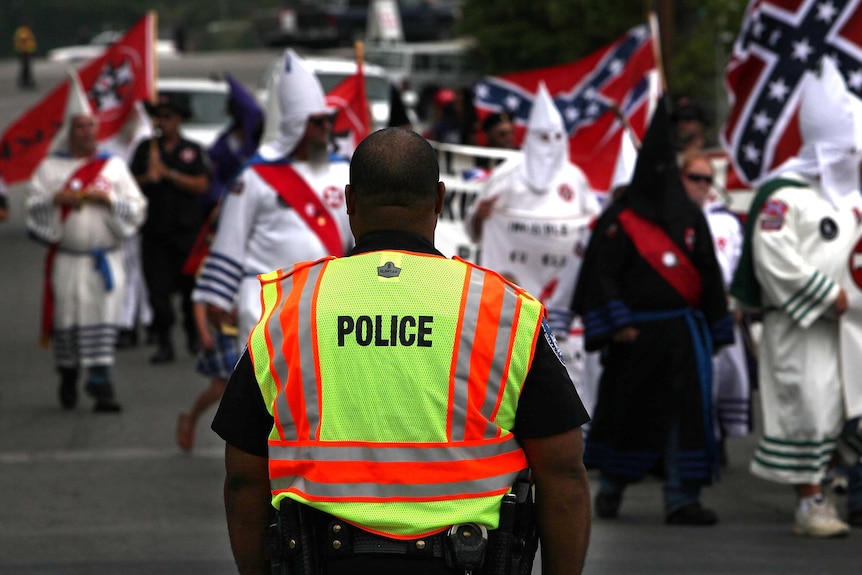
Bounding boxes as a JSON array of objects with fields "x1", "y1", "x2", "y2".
[
  {"x1": 521, "y1": 428, "x2": 591, "y2": 575},
  {"x1": 466, "y1": 194, "x2": 498, "y2": 241},
  {"x1": 224, "y1": 444, "x2": 272, "y2": 575}
]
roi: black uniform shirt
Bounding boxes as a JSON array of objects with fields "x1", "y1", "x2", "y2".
[
  {"x1": 130, "y1": 135, "x2": 209, "y2": 237},
  {"x1": 212, "y1": 230, "x2": 589, "y2": 457}
]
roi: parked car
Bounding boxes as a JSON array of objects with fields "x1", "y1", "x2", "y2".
[
  {"x1": 155, "y1": 77, "x2": 231, "y2": 147},
  {"x1": 251, "y1": 0, "x2": 459, "y2": 47},
  {"x1": 47, "y1": 31, "x2": 178, "y2": 64},
  {"x1": 256, "y1": 55, "x2": 417, "y2": 132},
  {"x1": 364, "y1": 38, "x2": 479, "y2": 121}
]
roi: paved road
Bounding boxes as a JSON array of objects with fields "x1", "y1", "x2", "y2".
[{"x1": 1, "y1": 52, "x2": 860, "y2": 575}]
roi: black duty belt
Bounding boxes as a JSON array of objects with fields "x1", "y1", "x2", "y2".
[{"x1": 322, "y1": 518, "x2": 447, "y2": 559}]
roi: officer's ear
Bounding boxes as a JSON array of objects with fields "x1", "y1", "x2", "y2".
[
  {"x1": 345, "y1": 184, "x2": 356, "y2": 215},
  {"x1": 434, "y1": 181, "x2": 445, "y2": 215}
]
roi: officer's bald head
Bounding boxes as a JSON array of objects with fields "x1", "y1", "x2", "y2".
[
  {"x1": 349, "y1": 128, "x2": 440, "y2": 208},
  {"x1": 346, "y1": 128, "x2": 445, "y2": 242}
]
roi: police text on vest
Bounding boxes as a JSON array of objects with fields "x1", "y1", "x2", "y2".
[{"x1": 337, "y1": 315, "x2": 433, "y2": 347}]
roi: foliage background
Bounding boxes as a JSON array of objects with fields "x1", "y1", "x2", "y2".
[{"x1": 1, "y1": 0, "x2": 746, "y2": 129}]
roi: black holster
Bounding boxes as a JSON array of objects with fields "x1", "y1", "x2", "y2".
[
  {"x1": 483, "y1": 471, "x2": 538, "y2": 575},
  {"x1": 265, "y1": 499, "x2": 319, "y2": 575}
]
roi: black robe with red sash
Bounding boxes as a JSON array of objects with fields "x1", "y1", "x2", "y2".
[{"x1": 571, "y1": 194, "x2": 733, "y2": 485}]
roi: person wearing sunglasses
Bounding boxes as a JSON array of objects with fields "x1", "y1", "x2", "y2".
[
  {"x1": 191, "y1": 49, "x2": 352, "y2": 360},
  {"x1": 681, "y1": 152, "x2": 752, "y2": 467}
]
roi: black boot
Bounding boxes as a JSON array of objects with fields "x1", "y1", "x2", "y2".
[
  {"x1": 150, "y1": 332, "x2": 175, "y2": 364},
  {"x1": 58, "y1": 367, "x2": 79, "y2": 409},
  {"x1": 85, "y1": 366, "x2": 122, "y2": 413},
  {"x1": 115, "y1": 328, "x2": 138, "y2": 349},
  {"x1": 186, "y1": 330, "x2": 200, "y2": 355},
  {"x1": 90, "y1": 385, "x2": 123, "y2": 413}
]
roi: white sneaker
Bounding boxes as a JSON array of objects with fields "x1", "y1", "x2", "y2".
[{"x1": 793, "y1": 498, "x2": 850, "y2": 538}]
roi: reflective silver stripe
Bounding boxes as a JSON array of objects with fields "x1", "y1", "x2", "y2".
[
  {"x1": 267, "y1": 264, "x2": 325, "y2": 441},
  {"x1": 263, "y1": 280, "x2": 289, "y2": 428},
  {"x1": 269, "y1": 439, "x2": 520, "y2": 463},
  {"x1": 272, "y1": 470, "x2": 521, "y2": 498},
  {"x1": 296, "y1": 264, "x2": 324, "y2": 437},
  {"x1": 451, "y1": 267, "x2": 482, "y2": 441},
  {"x1": 480, "y1": 286, "x2": 519, "y2": 439}
]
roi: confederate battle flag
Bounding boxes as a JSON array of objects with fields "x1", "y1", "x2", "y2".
[
  {"x1": 472, "y1": 20, "x2": 660, "y2": 193},
  {"x1": 722, "y1": 0, "x2": 862, "y2": 187}
]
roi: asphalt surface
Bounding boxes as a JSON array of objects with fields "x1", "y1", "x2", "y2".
[{"x1": 1, "y1": 52, "x2": 861, "y2": 575}]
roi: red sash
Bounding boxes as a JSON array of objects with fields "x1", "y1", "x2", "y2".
[
  {"x1": 617, "y1": 208, "x2": 702, "y2": 308},
  {"x1": 39, "y1": 157, "x2": 109, "y2": 345},
  {"x1": 181, "y1": 206, "x2": 219, "y2": 276},
  {"x1": 252, "y1": 163, "x2": 344, "y2": 257}
]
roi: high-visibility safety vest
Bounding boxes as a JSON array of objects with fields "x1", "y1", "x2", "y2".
[{"x1": 248, "y1": 249, "x2": 545, "y2": 539}]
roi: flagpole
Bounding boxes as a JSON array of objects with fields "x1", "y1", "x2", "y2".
[
  {"x1": 149, "y1": 11, "x2": 158, "y2": 104},
  {"x1": 648, "y1": 11, "x2": 667, "y2": 95},
  {"x1": 608, "y1": 103, "x2": 642, "y2": 149},
  {"x1": 148, "y1": 11, "x2": 161, "y2": 169},
  {"x1": 354, "y1": 40, "x2": 370, "y2": 136}
]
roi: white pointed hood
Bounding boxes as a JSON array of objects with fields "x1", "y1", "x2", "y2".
[
  {"x1": 520, "y1": 82, "x2": 568, "y2": 192},
  {"x1": 773, "y1": 56, "x2": 862, "y2": 208},
  {"x1": 50, "y1": 69, "x2": 94, "y2": 155},
  {"x1": 259, "y1": 49, "x2": 333, "y2": 161}
]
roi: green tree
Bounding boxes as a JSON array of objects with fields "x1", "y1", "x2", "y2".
[
  {"x1": 0, "y1": 0, "x2": 284, "y2": 58},
  {"x1": 458, "y1": 0, "x2": 745, "y2": 127},
  {"x1": 457, "y1": 0, "x2": 645, "y2": 75}
]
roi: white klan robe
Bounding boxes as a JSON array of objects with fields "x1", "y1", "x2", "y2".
[
  {"x1": 25, "y1": 72, "x2": 147, "y2": 367},
  {"x1": 541, "y1": 128, "x2": 640, "y2": 424},
  {"x1": 466, "y1": 82, "x2": 600, "y2": 298},
  {"x1": 704, "y1": 199, "x2": 751, "y2": 438},
  {"x1": 192, "y1": 49, "x2": 351, "y2": 344},
  {"x1": 26, "y1": 154, "x2": 147, "y2": 367},
  {"x1": 192, "y1": 160, "x2": 352, "y2": 344},
  {"x1": 747, "y1": 58, "x2": 862, "y2": 485}
]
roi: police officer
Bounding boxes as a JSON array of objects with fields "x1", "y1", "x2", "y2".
[
  {"x1": 212, "y1": 128, "x2": 592, "y2": 575},
  {"x1": 130, "y1": 92, "x2": 210, "y2": 364}
]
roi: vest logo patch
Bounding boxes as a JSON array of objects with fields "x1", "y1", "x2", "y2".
[
  {"x1": 378, "y1": 261, "x2": 401, "y2": 278},
  {"x1": 759, "y1": 198, "x2": 788, "y2": 231},
  {"x1": 542, "y1": 318, "x2": 566, "y2": 366},
  {"x1": 180, "y1": 147, "x2": 197, "y2": 163}
]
